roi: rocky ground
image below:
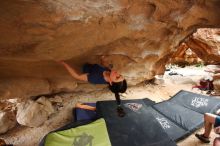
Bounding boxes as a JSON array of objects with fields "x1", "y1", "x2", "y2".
[{"x1": 1, "y1": 65, "x2": 220, "y2": 146}]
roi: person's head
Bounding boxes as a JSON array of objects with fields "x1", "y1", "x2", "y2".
[
  {"x1": 108, "y1": 70, "x2": 124, "y2": 85},
  {"x1": 108, "y1": 79, "x2": 127, "y2": 94},
  {"x1": 108, "y1": 70, "x2": 127, "y2": 104},
  {"x1": 108, "y1": 79, "x2": 127, "y2": 106}
]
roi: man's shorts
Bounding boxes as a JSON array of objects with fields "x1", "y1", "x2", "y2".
[{"x1": 214, "y1": 116, "x2": 220, "y2": 128}]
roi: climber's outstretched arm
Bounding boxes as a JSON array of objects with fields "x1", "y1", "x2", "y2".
[{"x1": 58, "y1": 61, "x2": 88, "y2": 82}]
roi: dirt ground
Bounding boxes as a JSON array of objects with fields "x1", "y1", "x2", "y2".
[{"x1": 1, "y1": 66, "x2": 220, "y2": 146}]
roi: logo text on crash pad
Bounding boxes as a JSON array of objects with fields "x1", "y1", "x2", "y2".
[
  {"x1": 124, "y1": 103, "x2": 143, "y2": 113},
  {"x1": 191, "y1": 97, "x2": 208, "y2": 108}
]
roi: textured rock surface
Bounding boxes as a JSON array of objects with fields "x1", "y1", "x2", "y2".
[
  {"x1": 0, "y1": 0, "x2": 220, "y2": 98},
  {"x1": 169, "y1": 43, "x2": 201, "y2": 65},
  {"x1": 0, "y1": 111, "x2": 16, "y2": 134},
  {"x1": 187, "y1": 28, "x2": 220, "y2": 64},
  {"x1": 16, "y1": 97, "x2": 55, "y2": 127}
]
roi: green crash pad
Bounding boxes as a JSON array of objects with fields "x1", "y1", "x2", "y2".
[{"x1": 45, "y1": 118, "x2": 111, "y2": 146}]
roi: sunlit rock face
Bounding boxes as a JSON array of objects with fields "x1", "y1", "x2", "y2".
[
  {"x1": 0, "y1": 0, "x2": 220, "y2": 99},
  {"x1": 169, "y1": 43, "x2": 202, "y2": 66},
  {"x1": 186, "y1": 28, "x2": 220, "y2": 64},
  {"x1": 169, "y1": 28, "x2": 220, "y2": 66}
]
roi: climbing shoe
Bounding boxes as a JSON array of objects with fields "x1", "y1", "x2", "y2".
[{"x1": 195, "y1": 133, "x2": 210, "y2": 143}]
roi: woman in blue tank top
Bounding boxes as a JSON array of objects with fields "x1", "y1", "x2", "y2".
[
  {"x1": 58, "y1": 60, "x2": 125, "y2": 87},
  {"x1": 57, "y1": 56, "x2": 127, "y2": 116}
]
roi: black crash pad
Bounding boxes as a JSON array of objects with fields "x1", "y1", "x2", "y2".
[
  {"x1": 170, "y1": 90, "x2": 220, "y2": 114},
  {"x1": 96, "y1": 98, "x2": 176, "y2": 146},
  {"x1": 146, "y1": 106, "x2": 187, "y2": 141}
]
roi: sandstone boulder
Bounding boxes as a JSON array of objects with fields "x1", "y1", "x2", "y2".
[{"x1": 16, "y1": 97, "x2": 55, "y2": 127}]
